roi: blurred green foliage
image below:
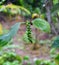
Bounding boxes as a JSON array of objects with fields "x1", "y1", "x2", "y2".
[
  {"x1": 0, "y1": 52, "x2": 22, "y2": 65},
  {"x1": 0, "y1": 4, "x2": 31, "y2": 16}
]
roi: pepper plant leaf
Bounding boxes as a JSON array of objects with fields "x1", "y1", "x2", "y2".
[
  {"x1": 32, "y1": 18, "x2": 51, "y2": 33},
  {"x1": 0, "y1": 22, "x2": 20, "y2": 48}
]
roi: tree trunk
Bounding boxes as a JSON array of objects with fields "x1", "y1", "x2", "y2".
[{"x1": 45, "y1": 0, "x2": 58, "y2": 35}]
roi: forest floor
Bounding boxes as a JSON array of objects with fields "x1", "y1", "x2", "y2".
[{"x1": 1, "y1": 16, "x2": 53, "y2": 61}]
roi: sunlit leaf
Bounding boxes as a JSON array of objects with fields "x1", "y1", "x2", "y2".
[
  {"x1": 0, "y1": 4, "x2": 31, "y2": 15},
  {"x1": 53, "y1": 0, "x2": 58, "y2": 4},
  {"x1": 32, "y1": 18, "x2": 51, "y2": 33}
]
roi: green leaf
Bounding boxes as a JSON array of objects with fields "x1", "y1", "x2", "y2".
[
  {"x1": 51, "y1": 36, "x2": 59, "y2": 48},
  {"x1": 32, "y1": 18, "x2": 51, "y2": 33},
  {"x1": 0, "y1": 22, "x2": 20, "y2": 48},
  {"x1": 35, "y1": 59, "x2": 41, "y2": 65},
  {"x1": 51, "y1": 3, "x2": 59, "y2": 16},
  {"x1": 23, "y1": 56, "x2": 29, "y2": 60},
  {"x1": 53, "y1": 0, "x2": 58, "y2": 4}
]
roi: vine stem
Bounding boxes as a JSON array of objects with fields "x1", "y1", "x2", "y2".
[{"x1": 33, "y1": 28, "x2": 39, "y2": 50}]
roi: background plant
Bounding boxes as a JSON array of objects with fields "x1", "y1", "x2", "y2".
[
  {"x1": 0, "y1": 0, "x2": 5, "y2": 5},
  {"x1": 0, "y1": 4, "x2": 31, "y2": 16}
]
